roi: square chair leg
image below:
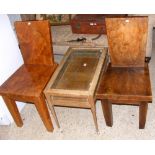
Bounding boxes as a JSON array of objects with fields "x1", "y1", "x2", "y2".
[
  {"x1": 139, "y1": 102, "x2": 148, "y2": 129},
  {"x1": 101, "y1": 99, "x2": 113, "y2": 127},
  {"x1": 2, "y1": 96, "x2": 23, "y2": 127},
  {"x1": 34, "y1": 95, "x2": 54, "y2": 132}
]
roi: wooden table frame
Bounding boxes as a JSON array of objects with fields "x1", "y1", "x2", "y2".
[{"x1": 44, "y1": 47, "x2": 108, "y2": 132}]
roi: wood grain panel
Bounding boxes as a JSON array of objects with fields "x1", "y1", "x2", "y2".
[
  {"x1": 0, "y1": 64, "x2": 57, "y2": 98},
  {"x1": 14, "y1": 20, "x2": 54, "y2": 65},
  {"x1": 105, "y1": 17, "x2": 148, "y2": 67},
  {"x1": 96, "y1": 63, "x2": 152, "y2": 102}
]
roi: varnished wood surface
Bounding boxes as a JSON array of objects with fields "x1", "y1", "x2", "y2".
[
  {"x1": 2, "y1": 96, "x2": 23, "y2": 127},
  {"x1": 139, "y1": 102, "x2": 148, "y2": 129},
  {"x1": 0, "y1": 20, "x2": 57, "y2": 132},
  {"x1": 101, "y1": 99, "x2": 113, "y2": 127},
  {"x1": 71, "y1": 14, "x2": 106, "y2": 34},
  {"x1": 0, "y1": 64, "x2": 57, "y2": 132},
  {"x1": 105, "y1": 17, "x2": 148, "y2": 67},
  {"x1": 71, "y1": 14, "x2": 127, "y2": 34},
  {"x1": 96, "y1": 63, "x2": 152, "y2": 102},
  {"x1": 0, "y1": 64, "x2": 57, "y2": 98},
  {"x1": 15, "y1": 20, "x2": 54, "y2": 65},
  {"x1": 34, "y1": 94, "x2": 54, "y2": 131},
  {"x1": 96, "y1": 17, "x2": 152, "y2": 129}
]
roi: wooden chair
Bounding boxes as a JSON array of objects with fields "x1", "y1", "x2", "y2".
[
  {"x1": 0, "y1": 20, "x2": 57, "y2": 132},
  {"x1": 96, "y1": 17, "x2": 152, "y2": 129}
]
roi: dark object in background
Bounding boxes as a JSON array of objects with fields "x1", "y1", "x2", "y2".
[
  {"x1": 145, "y1": 57, "x2": 151, "y2": 63},
  {"x1": 20, "y1": 14, "x2": 36, "y2": 21},
  {"x1": 71, "y1": 14, "x2": 127, "y2": 34},
  {"x1": 36, "y1": 14, "x2": 71, "y2": 26},
  {"x1": 67, "y1": 37, "x2": 86, "y2": 43}
]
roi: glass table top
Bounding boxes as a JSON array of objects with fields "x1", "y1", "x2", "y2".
[{"x1": 51, "y1": 49, "x2": 101, "y2": 91}]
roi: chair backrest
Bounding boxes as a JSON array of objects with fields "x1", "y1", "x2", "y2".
[
  {"x1": 105, "y1": 17, "x2": 148, "y2": 67},
  {"x1": 14, "y1": 20, "x2": 54, "y2": 65}
]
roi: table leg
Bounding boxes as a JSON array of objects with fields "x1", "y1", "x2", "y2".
[
  {"x1": 101, "y1": 99, "x2": 113, "y2": 127},
  {"x1": 89, "y1": 97, "x2": 99, "y2": 132},
  {"x1": 49, "y1": 104, "x2": 60, "y2": 128},
  {"x1": 45, "y1": 94, "x2": 60, "y2": 128},
  {"x1": 2, "y1": 96, "x2": 23, "y2": 127},
  {"x1": 139, "y1": 102, "x2": 148, "y2": 129},
  {"x1": 34, "y1": 95, "x2": 54, "y2": 132}
]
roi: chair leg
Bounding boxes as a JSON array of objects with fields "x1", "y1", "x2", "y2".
[
  {"x1": 34, "y1": 95, "x2": 54, "y2": 132},
  {"x1": 89, "y1": 97, "x2": 99, "y2": 132},
  {"x1": 139, "y1": 102, "x2": 148, "y2": 129},
  {"x1": 2, "y1": 96, "x2": 23, "y2": 127},
  {"x1": 101, "y1": 99, "x2": 113, "y2": 127}
]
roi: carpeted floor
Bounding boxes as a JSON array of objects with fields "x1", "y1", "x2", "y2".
[{"x1": 0, "y1": 28, "x2": 155, "y2": 140}]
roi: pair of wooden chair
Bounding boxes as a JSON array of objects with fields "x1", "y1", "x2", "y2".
[{"x1": 0, "y1": 16, "x2": 152, "y2": 132}]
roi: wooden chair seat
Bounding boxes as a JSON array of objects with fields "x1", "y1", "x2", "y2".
[
  {"x1": 96, "y1": 63, "x2": 152, "y2": 129},
  {"x1": 0, "y1": 64, "x2": 57, "y2": 98},
  {"x1": 97, "y1": 64, "x2": 152, "y2": 103}
]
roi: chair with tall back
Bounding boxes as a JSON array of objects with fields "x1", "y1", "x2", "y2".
[
  {"x1": 0, "y1": 20, "x2": 57, "y2": 132},
  {"x1": 96, "y1": 17, "x2": 152, "y2": 129}
]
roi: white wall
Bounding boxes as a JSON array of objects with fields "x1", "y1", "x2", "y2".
[{"x1": 0, "y1": 14, "x2": 25, "y2": 125}]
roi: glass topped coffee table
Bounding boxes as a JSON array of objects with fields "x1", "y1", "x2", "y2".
[{"x1": 44, "y1": 47, "x2": 108, "y2": 132}]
